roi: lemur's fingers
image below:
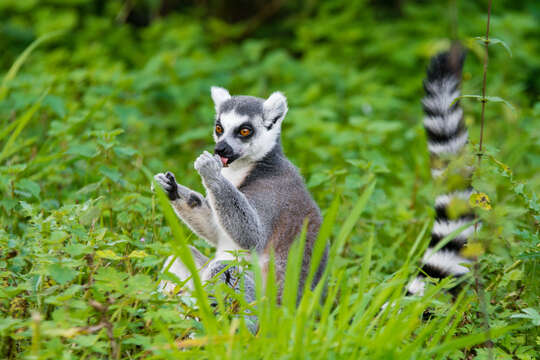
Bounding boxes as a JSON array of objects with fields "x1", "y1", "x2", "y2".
[
  {"x1": 165, "y1": 171, "x2": 177, "y2": 183},
  {"x1": 154, "y1": 172, "x2": 179, "y2": 200},
  {"x1": 194, "y1": 151, "x2": 222, "y2": 178}
]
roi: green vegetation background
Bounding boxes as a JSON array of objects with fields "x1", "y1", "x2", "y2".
[{"x1": 1, "y1": 0, "x2": 539, "y2": 359}]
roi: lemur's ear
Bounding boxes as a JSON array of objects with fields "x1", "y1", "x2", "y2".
[
  {"x1": 262, "y1": 91, "x2": 288, "y2": 129},
  {"x1": 211, "y1": 86, "x2": 231, "y2": 112}
]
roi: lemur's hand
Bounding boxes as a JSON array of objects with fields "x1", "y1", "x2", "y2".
[
  {"x1": 194, "y1": 151, "x2": 222, "y2": 180},
  {"x1": 154, "y1": 171, "x2": 180, "y2": 200}
]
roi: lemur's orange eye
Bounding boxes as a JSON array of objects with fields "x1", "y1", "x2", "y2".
[
  {"x1": 215, "y1": 125, "x2": 223, "y2": 134},
  {"x1": 240, "y1": 128, "x2": 251, "y2": 137}
]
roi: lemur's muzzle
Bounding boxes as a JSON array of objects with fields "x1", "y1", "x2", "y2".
[{"x1": 214, "y1": 141, "x2": 238, "y2": 167}]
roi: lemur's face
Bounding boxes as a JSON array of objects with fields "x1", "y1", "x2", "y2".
[{"x1": 210, "y1": 87, "x2": 288, "y2": 167}]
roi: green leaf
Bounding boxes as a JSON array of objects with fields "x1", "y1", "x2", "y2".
[
  {"x1": 474, "y1": 36, "x2": 512, "y2": 57},
  {"x1": 49, "y1": 230, "x2": 69, "y2": 244},
  {"x1": 15, "y1": 179, "x2": 41, "y2": 199},
  {"x1": 128, "y1": 250, "x2": 148, "y2": 258},
  {"x1": 48, "y1": 264, "x2": 78, "y2": 285},
  {"x1": 44, "y1": 95, "x2": 67, "y2": 118},
  {"x1": 95, "y1": 249, "x2": 122, "y2": 260},
  {"x1": 457, "y1": 94, "x2": 515, "y2": 111},
  {"x1": 510, "y1": 308, "x2": 540, "y2": 326},
  {"x1": 99, "y1": 166, "x2": 123, "y2": 185},
  {"x1": 114, "y1": 146, "x2": 138, "y2": 158},
  {"x1": 485, "y1": 96, "x2": 516, "y2": 111},
  {"x1": 66, "y1": 143, "x2": 99, "y2": 158}
]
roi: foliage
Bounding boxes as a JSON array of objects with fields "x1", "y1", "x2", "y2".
[{"x1": 1, "y1": 0, "x2": 539, "y2": 359}]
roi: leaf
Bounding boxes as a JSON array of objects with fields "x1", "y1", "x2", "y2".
[
  {"x1": 49, "y1": 230, "x2": 69, "y2": 244},
  {"x1": 469, "y1": 192, "x2": 492, "y2": 210},
  {"x1": 461, "y1": 242, "x2": 485, "y2": 258},
  {"x1": 510, "y1": 308, "x2": 540, "y2": 326},
  {"x1": 307, "y1": 173, "x2": 330, "y2": 188},
  {"x1": 454, "y1": 95, "x2": 515, "y2": 112},
  {"x1": 474, "y1": 36, "x2": 512, "y2": 57},
  {"x1": 99, "y1": 166, "x2": 123, "y2": 185},
  {"x1": 48, "y1": 264, "x2": 78, "y2": 285},
  {"x1": 128, "y1": 250, "x2": 148, "y2": 258},
  {"x1": 44, "y1": 95, "x2": 67, "y2": 118},
  {"x1": 66, "y1": 143, "x2": 99, "y2": 158},
  {"x1": 114, "y1": 146, "x2": 138, "y2": 158},
  {"x1": 15, "y1": 179, "x2": 41, "y2": 199},
  {"x1": 64, "y1": 244, "x2": 91, "y2": 257},
  {"x1": 485, "y1": 96, "x2": 516, "y2": 111},
  {"x1": 95, "y1": 249, "x2": 123, "y2": 260}
]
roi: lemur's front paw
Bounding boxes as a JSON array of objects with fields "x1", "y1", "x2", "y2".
[
  {"x1": 194, "y1": 151, "x2": 222, "y2": 179},
  {"x1": 154, "y1": 171, "x2": 180, "y2": 200}
]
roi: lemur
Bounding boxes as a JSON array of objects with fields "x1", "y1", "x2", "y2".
[
  {"x1": 154, "y1": 87, "x2": 327, "y2": 305},
  {"x1": 407, "y1": 47, "x2": 479, "y2": 296}
]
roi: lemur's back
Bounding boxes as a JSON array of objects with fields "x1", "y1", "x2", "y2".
[{"x1": 239, "y1": 145, "x2": 324, "y2": 299}]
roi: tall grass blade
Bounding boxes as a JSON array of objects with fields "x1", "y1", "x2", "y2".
[
  {"x1": 0, "y1": 90, "x2": 48, "y2": 163},
  {"x1": 0, "y1": 31, "x2": 63, "y2": 101}
]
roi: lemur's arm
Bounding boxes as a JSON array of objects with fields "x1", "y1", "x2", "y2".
[
  {"x1": 194, "y1": 151, "x2": 265, "y2": 251},
  {"x1": 154, "y1": 172, "x2": 219, "y2": 246}
]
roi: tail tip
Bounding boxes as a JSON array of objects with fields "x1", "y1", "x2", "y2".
[{"x1": 426, "y1": 45, "x2": 466, "y2": 82}]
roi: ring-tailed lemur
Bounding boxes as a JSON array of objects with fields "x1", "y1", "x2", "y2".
[
  {"x1": 154, "y1": 87, "x2": 327, "y2": 305},
  {"x1": 407, "y1": 48, "x2": 479, "y2": 296}
]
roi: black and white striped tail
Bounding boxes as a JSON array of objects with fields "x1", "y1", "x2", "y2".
[{"x1": 407, "y1": 48, "x2": 478, "y2": 296}]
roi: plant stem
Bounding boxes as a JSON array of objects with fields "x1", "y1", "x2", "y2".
[
  {"x1": 478, "y1": 0, "x2": 492, "y2": 163},
  {"x1": 475, "y1": 2, "x2": 494, "y2": 359}
]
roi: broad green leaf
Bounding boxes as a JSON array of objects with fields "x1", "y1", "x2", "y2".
[
  {"x1": 48, "y1": 264, "x2": 78, "y2": 285},
  {"x1": 15, "y1": 179, "x2": 41, "y2": 199}
]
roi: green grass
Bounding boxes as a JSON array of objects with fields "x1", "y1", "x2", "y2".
[{"x1": 1, "y1": 1, "x2": 539, "y2": 359}]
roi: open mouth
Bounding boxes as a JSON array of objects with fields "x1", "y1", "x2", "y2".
[
  {"x1": 216, "y1": 154, "x2": 239, "y2": 168},
  {"x1": 220, "y1": 156, "x2": 229, "y2": 167}
]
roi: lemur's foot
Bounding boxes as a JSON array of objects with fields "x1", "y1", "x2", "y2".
[
  {"x1": 194, "y1": 151, "x2": 222, "y2": 179},
  {"x1": 154, "y1": 171, "x2": 180, "y2": 200}
]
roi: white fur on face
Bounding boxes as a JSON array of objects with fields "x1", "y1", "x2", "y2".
[{"x1": 214, "y1": 110, "x2": 280, "y2": 163}]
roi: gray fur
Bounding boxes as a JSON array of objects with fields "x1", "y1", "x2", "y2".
[
  {"x1": 154, "y1": 172, "x2": 219, "y2": 246},
  {"x1": 219, "y1": 96, "x2": 264, "y2": 118},
  {"x1": 154, "y1": 88, "x2": 326, "y2": 330}
]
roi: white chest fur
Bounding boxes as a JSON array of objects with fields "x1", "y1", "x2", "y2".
[{"x1": 221, "y1": 162, "x2": 253, "y2": 188}]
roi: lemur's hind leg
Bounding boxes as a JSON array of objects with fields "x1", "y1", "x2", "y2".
[
  {"x1": 202, "y1": 260, "x2": 258, "y2": 333},
  {"x1": 159, "y1": 246, "x2": 209, "y2": 294},
  {"x1": 154, "y1": 171, "x2": 220, "y2": 246},
  {"x1": 159, "y1": 246, "x2": 255, "y2": 304}
]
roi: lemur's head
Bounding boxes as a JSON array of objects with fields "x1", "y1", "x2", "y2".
[{"x1": 210, "y1": 86, "x2": 288, "y2": 167}]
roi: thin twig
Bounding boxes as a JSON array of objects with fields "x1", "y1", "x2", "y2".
[{"x1": 89, "y1": 299, "x2": 120, "y2": 359}]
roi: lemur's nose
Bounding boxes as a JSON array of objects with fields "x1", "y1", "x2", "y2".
[{"x1": 214, "y1": 141, "x2": 233, "y2": 157}]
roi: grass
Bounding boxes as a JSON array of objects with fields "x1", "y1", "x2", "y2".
[{"x1": 0, "y1": 1, "x2": 539, "y2": 359}]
